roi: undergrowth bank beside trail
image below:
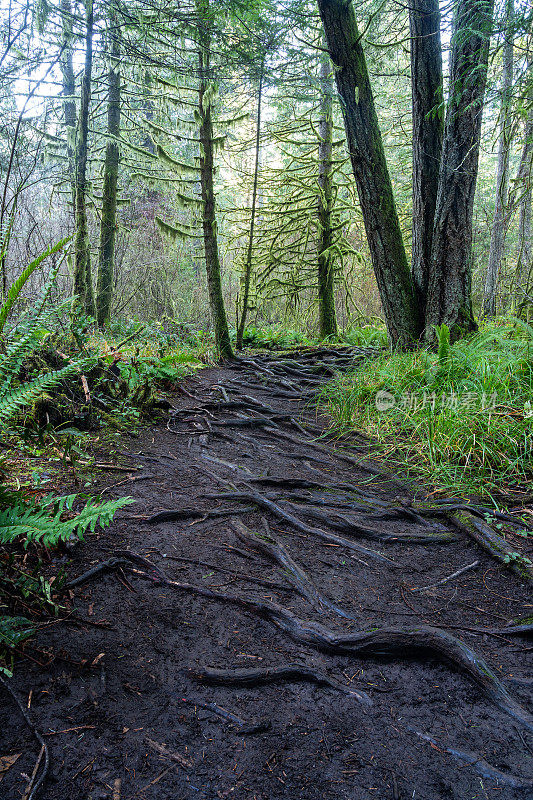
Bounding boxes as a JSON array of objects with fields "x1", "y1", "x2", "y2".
[{"x1": 321, "y1": 323, "x2": 533, "y2": 503}]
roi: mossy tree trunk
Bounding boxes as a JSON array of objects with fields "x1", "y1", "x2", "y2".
[
  {"x1": 236, "y1": 62, "x2": 264, "y2": 351},
  {"x1": 73, "y1": 0, "x2": 95, "y2": 317},
  {"x1": 96, "y1": 5, "x2": 121, "y2": 328},
  {"x1": 482, "y1": 0, "x2": 514, "y2": 317},
  {"x1": 425, "y1": 0, "x2": 494, "y2": 340},
  {"x1": 317, "y1": 46, "x2": 338, "y2": 340},
  {"x1": 514, "y1": 97, "x2": 533, "y2": 316},
  {"x1": 317, "y1": 0, "x2": 421, "y2": 348},
  {"x1": 197, "y1": 0, "x2": 233, "y2": 359},
  {"x1": 409, "y1": 0, "x2": 443, "y2": 317},
  {"x1": 59, "y1": 0, "x2": 76, "y2": 206}
]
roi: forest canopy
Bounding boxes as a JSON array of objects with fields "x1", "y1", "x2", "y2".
[{"x1": 0, "y1": 0, "x2": 530, "y2": 352}]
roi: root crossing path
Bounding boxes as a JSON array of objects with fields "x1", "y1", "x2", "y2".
[{"x1": 2, "y1": 348, "x2": 533, "y2": 800}]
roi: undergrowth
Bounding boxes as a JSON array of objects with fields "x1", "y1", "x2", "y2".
[
  {"x1": 320, "y1": 322, "x2": 533, "y2": 502},
  {"x1": 237, "y1": 325, "x2": 315, "y2": 350}
]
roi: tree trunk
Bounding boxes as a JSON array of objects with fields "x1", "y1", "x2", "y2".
[
  {"x1": 60, "y1": 0, "x2": 76, "y2": 206},
  {"x1": 514, "y1": 103, "x2": 533, "y2": 316},
  {"x1": 236, "y1": 62, "x2": 264, "y2": 351},
  {"x1": 317, "y1": 0, "x2": 420, "y2": 348},
  {"x1": 409, "y1": 0, "x2": 443, "y2": 315},
  {"x1": 197, "y1": 0, "x2": 233, "y2": 358},
  {"x1": 96, "y1": 6, "x2": 120, "y2": 328},
  {"x1": 482, "y1": 0, "x2": 514, "y2": 317},
  {"x1": 425, "y1": 0, "x2": 494, "y2": 340},
  {"x1": 142, "y1": 70, "x2": 156, "y2": 155},
  {"x1": 317, "y1": 45, "x2": 338, "y2": 340},
  {"x1": 73, "y1": 0, "x2": 95, "y2": 317}
]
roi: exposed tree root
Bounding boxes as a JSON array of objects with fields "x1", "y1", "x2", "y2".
[
  {"x1": 410, "y1": 727, "x2": 533, "y2": 790},
  {"x1": 233, "y1": 519, "x2": 327, "y2": 612},
  {"x1": 206, "y1": 488, "x2": 394, "y2": 564},
  {"x1": 492, "y1": 618, "x2": 533, "y2": 636},
  {"x1": 279, "y1": 500, "x2": 455, "y2": 544},
  {"x1": 115, "y1": 552, "x2": 533, "y2": 733},
  {"x1": 144, "y1": 507, "x2": 251, "y2": 525},
  {"x1": 189, "y1": 664, "x2": 372, "y2": 704},
  {"x1": 233, "y1": 519, "x2": 365, "y2": 622},
  {"x1": 265, "y1": 427, "x2": 411, "y2": 489},
  {"x1": 449, "y1": 511, "x2": 533, "y2": 581},
  {"x1": 158, "y1": 551, "x2": 294, "y2": 593},
  {"x1": 64, "y1": 557, "x2": 132, "y2": 589}
]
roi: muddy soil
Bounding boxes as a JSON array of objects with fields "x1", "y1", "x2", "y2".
[{"x1": 1, "y1": 351, "x2": 532, "y2": 800}]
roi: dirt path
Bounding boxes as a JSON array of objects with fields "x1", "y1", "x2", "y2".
[{"x1": 1, "y1": 349, "x2": 532, "y2": 800}]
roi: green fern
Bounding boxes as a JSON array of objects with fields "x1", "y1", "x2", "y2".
[
  {"x1": 0, "y1": 243, "x2": 134, "y2": 678},
  {"x1": 0, "y1": 616, "x2": 35, "y2": 648},
  {"x1": 0, "y1": 360, "x2": 92, "y2": 423},
  {"x1": 0, "y1": 494, "x2": 134, "y2": 549},
  {"x1": 0, "y1": 242, "x2": 92, "y2": 426},
  {"x1": 0, "y1": 236, "x2": 71, "y2": 335}
]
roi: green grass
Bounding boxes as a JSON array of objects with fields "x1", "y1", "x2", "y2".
[{"x1": 320, "y1": 322, "x2": 533, "y2": 502}]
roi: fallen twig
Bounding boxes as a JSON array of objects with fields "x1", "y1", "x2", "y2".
[
  {"x1": 145, "y1": 738, "x2": 191, "y2": 768},
  {"x1": 172, "y1": 694, "x2": 270, "y2": 734},
  {"x1": 410, "y1": 561, "x2": 480, "y2": 593},
  {"x1": 0, "y1": 675, "x2": 49, "y2": 800}
]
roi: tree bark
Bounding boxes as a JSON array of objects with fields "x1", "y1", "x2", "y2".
[
  {"x1": 515, "y1": 119, "x2": 533, "y2": 315},
  {"x1": 197, "y1": 0, "x2": 233, "y2": 359},
  {"x1": 425, "y1": 0, "x2": 494, "y2": 340},
  {"x1": 513, "y1": 93, "x2": 533, "y2": 314},
  {"x1": 317, "y1": 0, "x2": 420, "y2": 348},
  {"x1": 482, "y1": 0, "x2": 514, "y2": 317},
  {"x1": 236, "y1": 62, "x2": 264, "y2": 351},
  {"x1": 73, "y1": 0, "x2": 95, "y2": 317},
  {"x1": 317, "y1": 45, "x2": 338, "y2": 340},
  {"x1": 409, "y1": 0, "x2": 443, "y2": 315},
  {"x1": 59, "y1": 0, "x2": 76, "y2": 206},
  {"x1": 96, "y1": 6, "x2": 121, "y2": 328}
]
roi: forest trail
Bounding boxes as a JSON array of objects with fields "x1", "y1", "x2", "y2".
[{"x1": 1, "y1": 349, "x2": 532, "y2": 800}]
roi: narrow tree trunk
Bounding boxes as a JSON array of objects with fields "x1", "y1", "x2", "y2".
[
  {"x1": 73, "y1": 0, "x2": 95, "y2": 317},
  {"x1": 197, "y1": 0, "x2": 233, "y2": 358},
  {"x1": 425, "y1": 0, "x2": 494, "y2": 340},
  {"x1": 96, "y1": 7, "x2": 120, "y2": 328},
  {"x1": 409, "y1": 0, "x2": 443, "y2": 315},
  {"x1": 482, "y1": 0, "x2": 514, "y2": 317},
  {"x1": 142, "y1": 70, "x2": 156, "y2": 155},
  {"x1": 317, "y1": 46, "x2": 338, "y2": 340},
  {"x1": 317, "y1": 0, "x2": 420, "y2": 348},
  {"x1": 60, "y1": 0, "x2": 76, "y2": 206},
  {"x1": 236, "y1": 62, "x2": 264, "y2": 351},
  {"x1": 514, "y1": 105, "x2": 533, "y2": 315}
]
